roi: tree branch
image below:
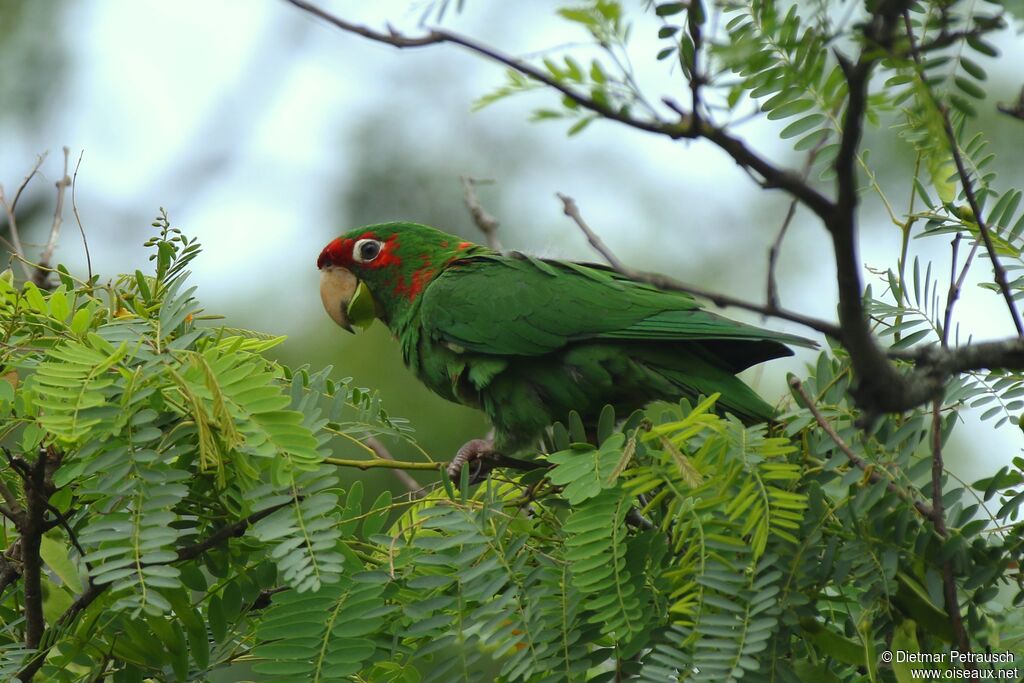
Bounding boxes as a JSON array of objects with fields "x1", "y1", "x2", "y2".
[
  {"x1": 902, "y1": 11, "x2": 1023, "y2": 336},
  {"x1": 21, "y1": 454, "x2": 49, "y2": 650},
  {"x1": 929, "y1": 401, "x2": 972, "y2": 662},
  {"x1": 0, "y1": 477, "x2": 24, "y2": 524},
  {"x1": 824, "y1": 3, "x2": 925, "y2": 422},
  {"x1": 557, "y1": 193, "x2": 627, "y2": 272},
  {"x1": 324, "y1": 456, "x2": 443, "y2": 471},
  {"x1": 0, "y1": 558, "x2": 19, "y2": 592},
  {"x1": 175, "y1": 500, "x2": 292, "y2": 563},
  {"x1": 366, "y1": 437, "x2": 423, "y2": 497},
  {"x1": 460, "y1": 176, "x2": 502, "y2": 250},
  {"x1": 0, "y1": 154, "x2": 47, "y2": 281},
  {"x1": 33, "y1": 147, "x2": 71, "y2": 289},
  {"x1": 285, "y1": 0, "x2": 835, "y2": 222},
  {"x1": 16, "y1": 501, "x2": 296, "y2": 681},
  {"x1": 70, "y1": 150, "x2": 92, "y2": 285},
  {"x1": 555, "y1": 192, "x2": 840, "y2": 338},
  {"x1": 790, "y1": 378, "x2": 937, "y2": 524}
]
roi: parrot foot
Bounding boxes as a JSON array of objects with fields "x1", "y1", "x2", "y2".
[
  {"x1": 447, "y1": 439, "x2": 495, "y2": 483},
  {"x1": 447, "y1": 440, "x2": 548, "y2": 484}
]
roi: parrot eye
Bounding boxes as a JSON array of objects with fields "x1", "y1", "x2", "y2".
[{"x1": 352, "y1": 239, "x2": 383, "y2": 264}]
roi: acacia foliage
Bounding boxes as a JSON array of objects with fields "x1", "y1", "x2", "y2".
[
  {"x1": 0, "y1": 223, "x2": 1019, "y2": 680},
  {"x1": 2, "y1": 0, "x2": 1024, "y2": 679}
]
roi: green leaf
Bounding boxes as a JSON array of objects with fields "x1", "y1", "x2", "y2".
[{"x1": 40, "y1": 534, "x2": 84, "y2": 594}]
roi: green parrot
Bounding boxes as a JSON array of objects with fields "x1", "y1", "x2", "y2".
[{"x1": 318, "y1": 222, "x2": 813, "y2": 477}]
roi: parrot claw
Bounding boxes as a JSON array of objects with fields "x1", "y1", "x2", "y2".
[
  {"x1": 447, "y1": 439, "x2": 494, "y2": 484},
  {"x1": 447, "y1": 439, "x2": 550, "y2": 484}
]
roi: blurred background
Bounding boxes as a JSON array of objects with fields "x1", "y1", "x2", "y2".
[{"x1": 1, "y1": 0, "x2": 1022, "y2": 496}]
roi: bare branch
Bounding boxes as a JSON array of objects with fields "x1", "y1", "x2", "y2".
[
  {"x1": 0, "y1": 170, "x2": 39, "y2": 281},
  {"x1": 557, "y1": 193, "x2": 627, "y2": 272},
  {"x1": 790, "y1": 378, "x2": 937, "y2": 524},
  {"x1": 997, "y1": 84, "x2": 1024, "y2": 122},
  {"x1": 460, "y1": 177, "x2": 502, "y2": 250},
  {"x1": 555, "y1": 192, "x2": 840, "y2": 338},
  {"x1": 366, "y1": 437, "x2": 423, "y2": 497},
  {"x1": 21, "y1": 454, "x2": 49, "y2": 649},
  {"x1": 767, "y1": 142, "x2": 828, "y2": 309},
  {"x1": 16, "y1": 580, "x2": 106, "y2": 681},
  {"x1": 44, "y1": 502, "x2": 88, "y2": 565},
  {"x1": 10, "y1": 155, "x2": 47, "y2": 217},
  {"x1": 767, "y1": 201, "x2": 799, "y2": 311},
  {"x1": 33, "y1": 147, "x2": 72, "y2": 289},
  {"x1": 930, "y1": 401, "x2": 973, "y2": 663},
  {"x1": 0, "y1": 478, "x2": 24, "y2": 524},
  {"x1": 902, "y1": 11, "x2": 1023, "y2": 336},
  {"x1": 285, "y1": 0, "x2": 836, "y2": 222},
  {"x1": 70, "y1": 150, "x2": 93, "y2": 284},
  {"x1": 175, "y1": 501, "x2": 291, "y2": 563},
  {"x1": 0, "y1": 553, "x2": 20, "y2": 598}
]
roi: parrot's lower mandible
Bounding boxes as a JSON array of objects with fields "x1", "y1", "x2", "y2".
[{"x1": 318, "y1": 222, "x2": 813, "y2": 479}]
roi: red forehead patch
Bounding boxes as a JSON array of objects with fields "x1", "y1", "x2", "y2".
[
  {"x1": 317, "y1": 232, "x2": 401, "y2": 269},
  {"x1": 317, "y1": 237, "x2": 348, "y2": 269}
]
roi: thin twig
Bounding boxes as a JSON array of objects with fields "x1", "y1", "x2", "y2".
[
  {"x1": 284, "y1": 0, "x2": 835, "y2": 221},
  {"x1": 459, "y1": 177, "x2": 502, "y2": 250},
  {"x1": 557, "y1": 193, "x2": 627, "y2": 272},
  {"x1": 0, "y1": 155, "x2": 46, "y2": 281},
  {"x1": 789, "y1": 377, "x2": 937, "y2": 524},
  {"x1": 324, "y1": 456, "x2": 443, "y2": 471},
  {"x1": 175, "y1": 501, "x2": 291, "y2": 562},
  {"x1": 366, "y1": 437, "x2": 423, "y2": 497},
  {"x1": 930, "y1": 401, "x2": 973, "y2": 663},
  {"x1": 941, "y1": 236, "x2": 979, "y2": 346},
  {"x1": 70, "y1": 150, "x2": 92, "y2": 284},
  {"x1": 0, "y1": 476, "x2": 24, "y2": 523},
  {"x1": 43, "y1": 502, "x2": 88, "y2": 564},
  {"x1": 555, "y1": 192, "x2": 839, "y2": 337},
  {"x1": 903, "y1": 11, "x2": 1023, "y2": 337},
  {"x1": 33, "y1": 147, "x2": 72, "y2": 289},
  {"x1": 767, "y1": 142, "x2": 827, "y2": 309},
  {"x1": 997, "y1": 85, "x2": 1024, "y2": 122},
  {"x1": 0, "y1": 554, "x2": 21, "y2": 597}
]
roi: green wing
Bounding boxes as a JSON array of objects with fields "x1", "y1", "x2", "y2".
[{"x1": 419, "y1": 253, "x2": 815, "y2": 371}]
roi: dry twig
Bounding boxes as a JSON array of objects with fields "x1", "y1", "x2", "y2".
[
  {"x1": 367, "y1": 437, "x2": 423, "y2": 497},
  {"x1": 460, "y1": 177, "x2": 502, "y2": 250},
  {"x1": 33, "y1": 147, "x2": 72, "y2": 289}
]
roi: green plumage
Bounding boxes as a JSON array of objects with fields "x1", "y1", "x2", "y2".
[{"x1": 320, "y1": 222, "x2": 814, "y2": 453}]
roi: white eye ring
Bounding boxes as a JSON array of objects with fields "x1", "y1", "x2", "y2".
[{"x1": 352, "y1": 238, "x2": 383, "y2": 263}]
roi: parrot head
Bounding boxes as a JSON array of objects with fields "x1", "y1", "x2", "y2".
[{"x1": 317, "y1": 222, "x2": 480, "y2": 332}]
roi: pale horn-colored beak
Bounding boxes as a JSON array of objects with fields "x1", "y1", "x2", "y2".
[{"x1": 319, "y1": 266, "x2": 358, "y2": 333}]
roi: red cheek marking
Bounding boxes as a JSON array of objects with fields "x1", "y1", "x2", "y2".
[
  {"x1": 393, "y1": 265, "x2": 435, "y2": 301},
  {"x1": 458, "y1": 241, "x2": 472, "y2": 250}
]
